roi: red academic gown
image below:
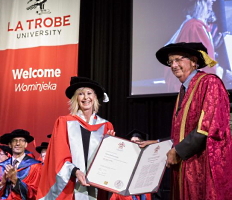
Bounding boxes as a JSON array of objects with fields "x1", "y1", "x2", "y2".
[
  {"x1": 110, "y1": 193, "x2": 152, "y2": 200},
  {"x1": 0, "y1": 155, "x2": 42, "y2": 200},
  {"x1": 171, "y1": 71, "x2": 232, "y2": 200},
  {"x1": 164, "y1": 18, "x2": 216, "y2": 92},
  {"x1": 37, "y1": 114, "x2": 114, "y2": 200}
]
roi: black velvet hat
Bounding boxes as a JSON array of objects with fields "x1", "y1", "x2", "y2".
[
  {"x1": 0, "y1": 145, "x2": 12, "y2": 156},
  {"x1": 126, "y1": 129, "x2": 149, "y2": 141},
  {"x1": 36, "y1": 142, "x2": 49, "y2": 153},
  {"x1": 0, "y1": 129, "x2": 34, "y2": 144},
  {"x1": 65, "y1": 77, "x2": 105, "y2": 100},
  {"x1": 156, "y1": 42, "x2": 216, "y2": 69}
]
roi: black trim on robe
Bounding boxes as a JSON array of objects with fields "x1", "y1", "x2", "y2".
[
  {"x1": 175, "y1": 128, "x2": 206, "y2": 160},
  {"x1": 80, "y1": 126, "x2": 91, "y2": 168}
]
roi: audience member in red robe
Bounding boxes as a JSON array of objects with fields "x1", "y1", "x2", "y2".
[
  {"x1": 0, "y1": 129, "x2": 42, "y2": 200},
  {"x1": 0, "y1": 145, "x2": 12, "y2": 162},
  {"x1": 110, "y1": 193, "x2": 151, "y2": 200},
  {"x1": 35, "y1": 142, "x2": 49, "y2": 163},
  {"x1": 155, "y1": 42, "x2": 232, "y2": 200}
]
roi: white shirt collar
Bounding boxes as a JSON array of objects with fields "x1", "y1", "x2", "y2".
[
  {"x1": 77, "y1": 110, "x2": 96, "y2": 125},
  {"x1": 12, "y1": 153, "x2": 26, "y2": 166},
  {"x1": 183, "y1": 70, "x2": 198, "y2": 91}
]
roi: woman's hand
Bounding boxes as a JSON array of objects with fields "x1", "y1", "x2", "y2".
[
  {"x1": 106, "y1": 130, "x2": 115, "y2": 136},
  {"x1": 75, "y1": 170, "x2": 90, "y2": 186}
]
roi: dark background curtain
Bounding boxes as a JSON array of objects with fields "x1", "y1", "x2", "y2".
[
  {"x1": 77, "y1": 0, "x2": 232, "y2": 199},
  {"x1": 78, "y1": 0, "x2": 176, "y2": 199},
  {"x1": 78, "y1": 0, "x2": 176, "y2": 141}
]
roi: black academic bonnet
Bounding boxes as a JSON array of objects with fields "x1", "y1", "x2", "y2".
[
  {"x1": 0, "y1": 129, "x2": 34, "y2": 144},
  {"x1": 36, "y1": 142, "x2": 49, "y2": 153},
  {"x1": 126, "y1": 129, "x2": 149, "y2": 141},
  {"x1": 65, "y1": 77, "x2": 105, "y2": 99},
  {"x1": 155, "y1": 42, "x2": 208, "y2": 69},
  {"x1": 0, "y1": 145, "x2": 12, "y2": 155}
]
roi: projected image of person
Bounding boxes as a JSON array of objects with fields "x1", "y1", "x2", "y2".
[
  {"x1": 156, "y1": 42, "x2": 232, "y2": 200},
  {"x1": 37, "y1": 77, "x2": 115, "y2": 200},
  {"x1": 164, "y1": 0, "x2": 230, "y2": 91}
]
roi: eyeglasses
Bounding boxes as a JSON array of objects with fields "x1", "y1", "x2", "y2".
[
  {"x1": 167, "y1": 56, "x2": 189, "y2": 66},
  {"x1": 11, "y1": 139, "x2": 26, "y2": 144}
]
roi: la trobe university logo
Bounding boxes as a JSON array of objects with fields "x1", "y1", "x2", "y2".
[{"x1": 26, "y1": 0, "x2": 51, "y2": 15}]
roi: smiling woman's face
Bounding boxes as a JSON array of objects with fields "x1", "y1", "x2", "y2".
[{"x1": 77, "y1": 87, "x2": 96, "y2": 112}]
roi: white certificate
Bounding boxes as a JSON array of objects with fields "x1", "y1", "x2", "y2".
[{"x1": 86, "y1": 135, "x2": 173, "y2": 195}]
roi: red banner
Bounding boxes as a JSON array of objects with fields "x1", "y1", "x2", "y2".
[{"x1": 0, "y1": 0, "x2": 80, "y2": 157}]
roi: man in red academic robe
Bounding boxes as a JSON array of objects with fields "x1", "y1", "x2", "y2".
[
  {"x1": 156, "y1": 42, "x2": 232, "y2": 200},
  {"x1": 0, "y1": 129, "x2": 42, "y2": 200}
]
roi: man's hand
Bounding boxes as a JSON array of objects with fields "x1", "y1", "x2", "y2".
[
  {"x1": 137, "y1": 140, "x2": 158, "y2": 148},
  {"x1": 166, "y1": 147, "x2": 181, "y2": 168},
  {"x1": 106, "y1": 130, "x2": 115, "y2": 136},
  {"x1": 4, "y1": 164, "x2": 18, "y2": 185},
  {"x1": 75, "y1": 170, "x2": 90, "y2": 186}
]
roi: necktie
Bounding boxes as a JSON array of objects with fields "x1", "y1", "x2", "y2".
[
  {"x1": 12, "y1": 159, "x2": 18, "y2": 168},
  {"x1": 176, "y1": 84, "x2": 185, "y2": 115}
]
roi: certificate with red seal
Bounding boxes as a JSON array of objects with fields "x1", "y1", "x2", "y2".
[{"x1": 86, "y1": 135, "x2": 173, "y2": 195}]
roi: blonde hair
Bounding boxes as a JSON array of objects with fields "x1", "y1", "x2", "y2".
[
  {"x1": 187, "y1": 0, "x2": 210, "y2": 22},
  {"x1": 68, "y1": 87, "x2": 100, "y2": 115}
]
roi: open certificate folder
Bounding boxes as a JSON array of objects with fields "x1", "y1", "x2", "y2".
[{"x1": 86, "y1": 135, "x2": 173, "y2": 195}]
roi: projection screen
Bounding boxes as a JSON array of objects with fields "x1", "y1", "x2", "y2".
[{"x1": 131, "y1": 0, "x2": 232, "y2": 96}]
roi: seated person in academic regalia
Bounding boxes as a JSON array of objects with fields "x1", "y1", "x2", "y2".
[
  {"x1": 0, "y1": 145, "x2": 12, "y2": 162},
  {"x1": 0, "y1": 129, "x2": 42, "y2": 200},
  {"x1": 35, "y1": 142, "x2": 49, "y2": 163}
]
